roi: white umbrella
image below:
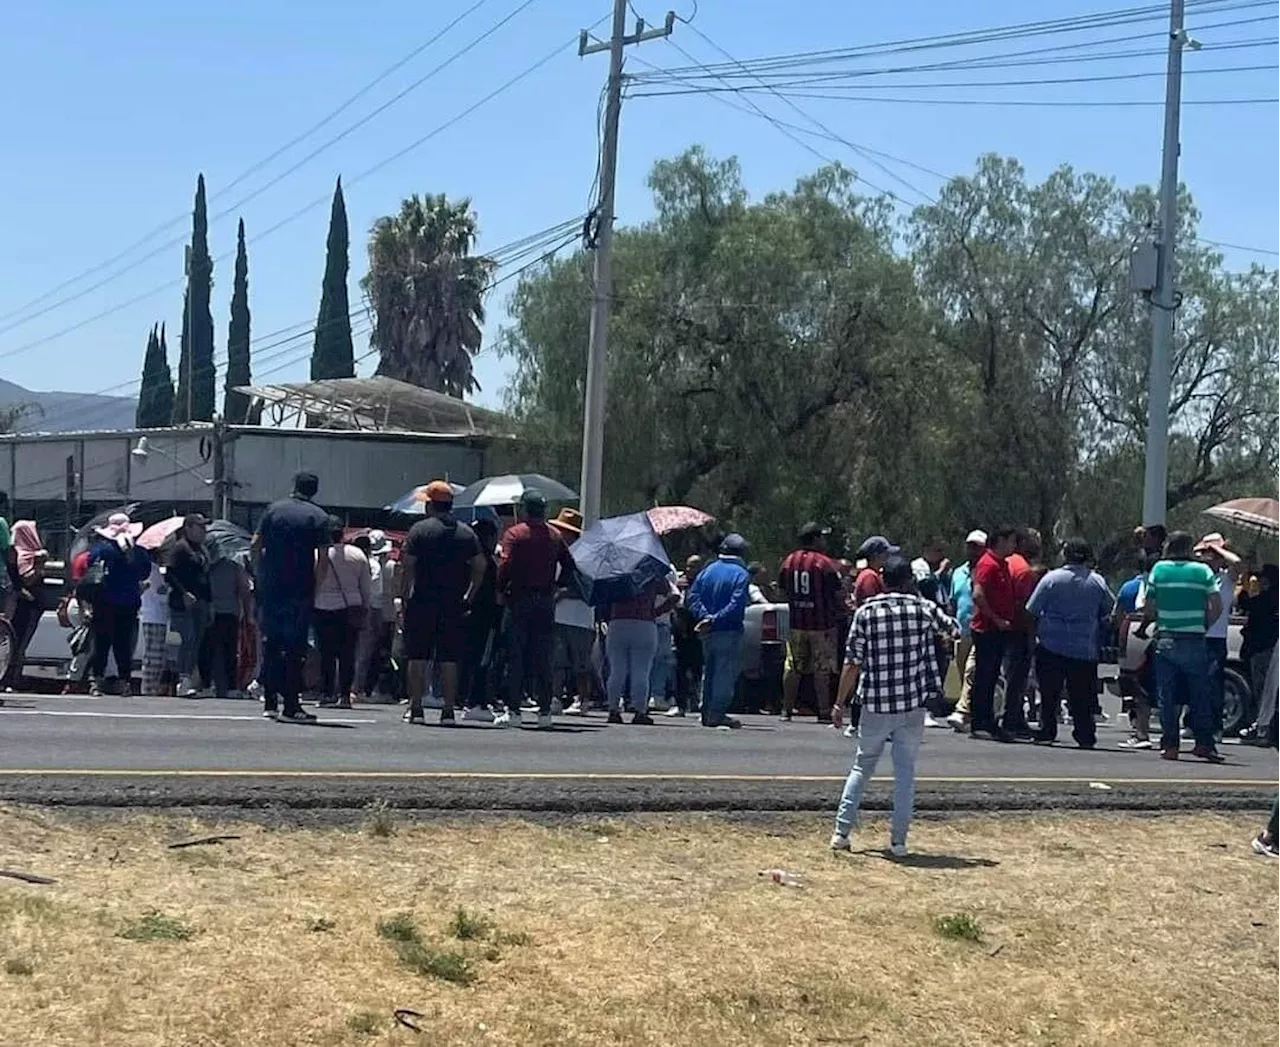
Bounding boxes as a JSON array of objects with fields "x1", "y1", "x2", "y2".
[{"x1": 452, "y1": 473, "x2": 577, "y2": 509}]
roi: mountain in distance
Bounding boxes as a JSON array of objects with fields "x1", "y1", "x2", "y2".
[{"x1": 0, "y1": 377, "x2": 138, "y2": 434}]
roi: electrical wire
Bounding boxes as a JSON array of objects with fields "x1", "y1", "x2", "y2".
[
  {"x1": 760, "y1": 91, "x2": 1278, "y2": 107},
  {"x1": 0, "y1": 0, "x2": 509, "y2": 332},
  {"x1": 0, "y1": 17, "x2": 607, "y2": 367},
  {"x1": 12, "y1": 217, "x2": 588, "y2": 434}
]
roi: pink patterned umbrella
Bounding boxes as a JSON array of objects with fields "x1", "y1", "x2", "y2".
[
  {"x1": 137, "y1": 515, "x2": 185, "y2": 550},
  {"x1": 646, "y1": 505, "x2": 715, "y2": 535}
]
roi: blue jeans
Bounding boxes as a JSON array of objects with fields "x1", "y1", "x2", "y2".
[
  {"x1": 605, "y1": 619, "x2": 658, "y2": 714},
  {"x1": 649, "y1": 618, "x2": 674, "y2": 701},
  {"x1": 169, "y1": 601, "x2": 212, "y2": 679},
  {"x1": 1154, "y1": 634, "x2": 1214, "y2": 752},
  {"x1": 700, "y1": 630, "x2": 744, "y2": 726},
  {"x1": 1205, "y1": 637, "x2": 1227, "y2": 736},
  {"x1": 834, "y1": 707, "x2": 926, "y2": 847}
]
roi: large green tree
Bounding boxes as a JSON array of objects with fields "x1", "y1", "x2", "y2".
[
  {"x1": 223, "y1": 218, "x2": 252, "y2": 423},
  {"x1": 502, "y1": 148, "x2": 942, "y2": 556},
  {"x1": 173, "y1": 173, "x2": 216, "y2": 423},
  {"x1": 502, "y1": 148, "x2": 1277, "y2": 570},
  {"x1": 364, "y1": 193, "x2": 496, "y2": 396},
  {"x1": 311, "y1": 177, "x2": 355, "y2": 381},
  {"x1": 136, "y1": 323, "x2": 175, "y2": 428}
]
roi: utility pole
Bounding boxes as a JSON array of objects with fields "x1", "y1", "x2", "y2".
[
  {"x1": 577, "y1": 4, "x2": 675, "y2": 526},
  {"x1": 1141, "y1": 0, "x2": 1191, "y2": 528},
  {"x1": 210, "y1": 416, "x2": 227, "y2": 519},
  {"x1": 184, "y1": 244, "x2": 194, "y2": 425}
]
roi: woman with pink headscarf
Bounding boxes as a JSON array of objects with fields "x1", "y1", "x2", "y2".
[{"x1": 1, "y1": 521, "x2": 48, "y2": 691}]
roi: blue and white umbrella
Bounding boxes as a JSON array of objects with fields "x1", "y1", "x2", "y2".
[
  {"x1": 452, "y1": 473, "x2": 577, "y2": 509},
  {"x1": 569, "y1": 511, "x2": 672, "y2": 607}
]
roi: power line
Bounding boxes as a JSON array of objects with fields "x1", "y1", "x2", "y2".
[
  {"x1": 755, "y1": 91, "x2": 1278, "y2": 107},
  {"x1": 12, "y1": 217, "x2": 588, "y2": 434},
  {"x1": 1196, "y1": 236, "x2": 1280, "y2": 256},
  {"x1": 0, "y1": 0, "x2": 506, "y2": 332},
  {"x1": 0, "y1": 19, "x2": 605, "y2": 367}
]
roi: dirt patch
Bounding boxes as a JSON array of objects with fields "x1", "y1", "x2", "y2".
[{"x1": 0, "y1": 808, "x2": 1274, "y2": 1046}]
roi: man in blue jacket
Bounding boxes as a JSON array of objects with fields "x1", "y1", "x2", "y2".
[{"x1": 687, "y1": 533, "x2": 751, "y2": 730}]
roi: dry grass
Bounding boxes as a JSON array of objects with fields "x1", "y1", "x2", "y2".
[{"x1": 0, "y1": 807, "x2": 1275, "y2": 1047}]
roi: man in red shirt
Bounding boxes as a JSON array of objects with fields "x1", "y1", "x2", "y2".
[
  {"x1": 969, "y1": 525, "x2": 1018, "y2": 742},
  {"x1": 853, "y1": 536, "x2": 899, "y2": 608},
  {"x1": 1000, "y1": 528, "x2": 1042, "y2": 736},
  {"x1": 496, "y1": 488, "x2": 575, "y2": 729},
  {"x1": 779, "y1": 523, "x2": 842, "y2": 722}
]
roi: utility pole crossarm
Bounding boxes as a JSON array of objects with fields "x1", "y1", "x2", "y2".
[{"x1": 576, "y1": 4, "x2": 675, "y2": 528}]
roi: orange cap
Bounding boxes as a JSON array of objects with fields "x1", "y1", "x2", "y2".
[{"x1": 425, "y1": 480, "x2": 455, "y2": 504}]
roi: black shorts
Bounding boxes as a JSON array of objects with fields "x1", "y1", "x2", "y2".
[{"x1": 403, "y1": 596, "x2": 466, "y2": 664}]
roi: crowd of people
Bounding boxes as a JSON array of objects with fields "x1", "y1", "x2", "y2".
[{"x1": 2, "y1": 480, "x2": 1278, "y2": 856}]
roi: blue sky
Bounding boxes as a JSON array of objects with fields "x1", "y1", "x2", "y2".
[{"x1": 0, "y1": 0, "x2": 1275, "y2": 423}]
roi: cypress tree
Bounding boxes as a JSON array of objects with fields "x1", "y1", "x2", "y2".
[
  {"x1": 310, "y1": 177, "x2": 355, "y2": 380},
  {"x1": 223, "y1": 218, "x2": 252, "y2": 423},
  {"x1": 173, "y1": 173, "x2": 216, "y2": 423},
  {"x1": 135, "y1": 324, "x2": 175, "y2": 428}
]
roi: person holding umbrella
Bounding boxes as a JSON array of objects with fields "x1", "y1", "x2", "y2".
[
  {"x1": 496, "y1": 489, "x2": 575, "y2": 729},
  {"x1": 604, "y1": 573, "x2": 680, "y2": 725}
]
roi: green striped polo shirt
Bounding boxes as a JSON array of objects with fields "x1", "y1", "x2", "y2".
[{"x1": 1146, "y1": 559, "x2": 1217, "y2": 634}]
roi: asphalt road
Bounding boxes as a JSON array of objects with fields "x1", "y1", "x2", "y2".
[{"x1": 0, "y1": 692, "x2": 1273, "y2": 812}]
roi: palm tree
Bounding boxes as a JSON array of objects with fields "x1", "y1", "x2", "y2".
[{"x1": 362, "y1": 194, "x2": 496, "y2": 397}]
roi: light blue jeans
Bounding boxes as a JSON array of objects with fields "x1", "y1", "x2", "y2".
[
  {"x1": 649, "y1": 618, "x2": 674, "y2": 701},
  {"x1": 606, "y1": 619, "x2": 659, "y2": 714},
  {"x1": 700, "y1": 630, "x2": 744, "y2": 726},
  {"x1": 834, "y1": 706, "x2": 926, "y2": 846}
]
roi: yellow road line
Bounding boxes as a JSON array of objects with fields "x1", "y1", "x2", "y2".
[{"x1": 0, "y1": 769, "x2": 1272, "y2": 786}]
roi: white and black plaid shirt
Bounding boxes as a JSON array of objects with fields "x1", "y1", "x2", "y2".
[{"x1": 846, "y1": 591, "x2": 959, "y2": 714}]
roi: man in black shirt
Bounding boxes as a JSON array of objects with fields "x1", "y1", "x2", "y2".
[
  {"x1": 166, "y1": 513, "x2": 213, "y2": 697},
  {"x1": 398, "y1": 481, "x2": 487, "y2": 725},
  {"x1": 459, "y1": 517, "x2": 501, "y2": 722},
  {"x1": 252, "y1": 471, "x2": 330, "y2": 723}
]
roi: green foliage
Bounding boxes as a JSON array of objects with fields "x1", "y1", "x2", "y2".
[
  {"x1": 933, "y1": 913, "x2": 983, "y2": 942},
  {"x1": 311, "y1": 177, "x2": 355, "y2": 382},
  {"x1": 0, "y1": 401, "x2": 42, "y2": 435},
  {"x1": 502, "y1": 148, "x2": 1278, "y2": 572},
  {"x1": 346, "y1": 1011, "x2": 381, "y2": 1036},
  {"x1": 135, "y1": 324, "x2": 175, "y2": 428},
  {"x1": 363, "y1": 192, "x2": 496, "y2": 396},
  {"x1": 223, "y1": 218, "x2": 252, "y2": 423},
  {"x1": 447, "y1": 908, "x2": 492, "y2": 941},
  {"x1": 364, "y1": 799, "x2": 396, "y2": 838},
  {"x1": 117, "y1": 910, "x2": 195, "y2": 942},
  {"x1": 173, "y1": 174, "x2": 216, "y2": 423},
  {"x1": 394, "y1": 940, "x2": 474, "y2": 985},
  {"x1": 375, "y1": 912, "x2": 419, "y2": 943}
]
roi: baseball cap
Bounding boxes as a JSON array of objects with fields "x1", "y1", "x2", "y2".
[
  {"x1": 425, "y1": 480, "x2": 455, "y2": 504},
  {"x1": 856, "y1": 535, "x2": 900, "y2": 559},
  {"x1": 719, "y1": 532, "x2": 749, "y2": 557},
  {"x1": 798, "y1": 521, "x2": 830, "y2": 541},
  {"x1": 965, "y1": 529, "x2": 988, "y2": 546}
]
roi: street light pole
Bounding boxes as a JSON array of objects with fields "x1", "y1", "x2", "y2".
[
  {"x1": 1141, "y1": 0, "x2": 1187, "y2": 528},
  {"x1": 577, "y1": 4, "x2": 674, "y2": 526}
]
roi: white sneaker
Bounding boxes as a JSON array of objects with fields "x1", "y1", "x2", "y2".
[
  {"x1": 923, "y1": 713, "x2": 948, "y2": 729},
  {"x1": 521, "y1": 698, "x2": 539, "y2": 713},
  {"x1": 493, "y1": 710, "x2": 520, "y2": 728},
  {"x1": 946, "y1": 711, "x2": 965, "y2": 729},
  {"x1": 421, "y1": 692, "x2": 444, "y2": 710},
  {"x1": 664, "y1": 705, "x2": 685, "y2": 717},
  {"x1": 246, "y1": 680, "x2": 264, "y2": 700},
  {"x1": 463, "y1": 706, "x2": 494, "y2": 723},
  {"x1": 565, "y1": 699, "x2": 585, "y2": 716},
  {"x1": 649, "y1": 696, "x2": 673, "y2": 712},
  {"x1": 550, "y1": 697, "x2": 564, "y2": 715},
  {"x1": 536, "y1": 712, "x2": 554, "y2": 730},
  {"x1": 843, "y1": 724, "x2": 856, "y2": 739},
  {"x1": 178, "y1": 677, "x2": 198, "y2": 698},
  {"x1": 1117, "y1": 736, "x2": 1154, "y2": 750},
  {"x1": 1180, "y1": 726, "x2": 1193, "y2": 740},
  {"x1": 1094, "y1": 710, "x2": 1111, "y2": 724},
  {"x1": 829, "y1": 833, "x2": 851, "y2": 851},
  {"x1": 889, "y1": 843, "x2": 908, "y2": 858}
]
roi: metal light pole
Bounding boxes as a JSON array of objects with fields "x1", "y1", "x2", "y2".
[
  {"x1": 577, "y1": 4, "x2": 674, "y2": 526},
  {"x1": 1141, "y1": 0, "x2": 1188, "y2": 528}
]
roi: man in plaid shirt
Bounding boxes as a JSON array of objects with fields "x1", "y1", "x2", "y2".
[{"x1": 830, "y1": 556, "x2": 958, "y2": 856}]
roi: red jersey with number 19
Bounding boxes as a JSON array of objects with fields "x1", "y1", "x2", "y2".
[{"x1": 779, "y1": 549, "x2": 841, "y2": 631}]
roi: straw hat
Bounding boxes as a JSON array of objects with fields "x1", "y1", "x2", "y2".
[{"x1": 548, "y1": 507, "x2": 583, "y2": 537}]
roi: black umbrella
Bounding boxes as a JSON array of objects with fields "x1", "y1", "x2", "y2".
[{"x1": 205, "y1": 520, "x2": 253, "y2": 564}]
